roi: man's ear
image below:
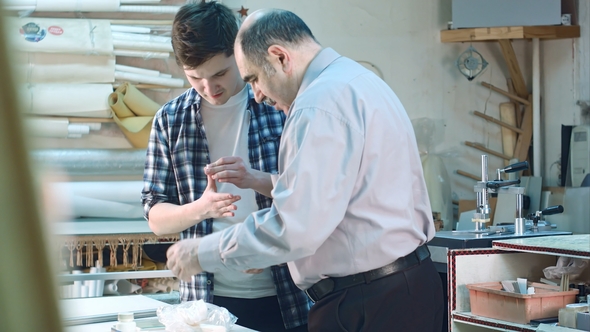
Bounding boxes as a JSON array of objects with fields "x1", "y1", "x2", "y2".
[{"x1": 267, "y1": 45, "x2": 291, "y2": 73}]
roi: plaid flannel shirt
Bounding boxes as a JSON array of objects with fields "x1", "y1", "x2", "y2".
[{"x1": 141, "y1": 86, "x2": 311, "y2": 329}]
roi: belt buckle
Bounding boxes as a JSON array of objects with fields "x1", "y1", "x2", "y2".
[
  {"x1": 305, "y1": 278, "x2": 335, "y2": 303},
  {"x1": 305, "y1": 288, "x2": 318, "y2": 303}
]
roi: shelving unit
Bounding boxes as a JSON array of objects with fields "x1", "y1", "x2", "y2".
[
  {"x1": 441, "y1": 25, "x2": 581, "y2": 179},
  {"x1": 440, "y1": 25, "x2": 580, "y2": 43},
  {"x1": 448, "y1": 235, "x2": 590, "y2": 332}
]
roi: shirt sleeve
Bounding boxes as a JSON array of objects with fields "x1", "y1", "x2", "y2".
[
  {"x1": 199, "y1": 107, "x2": 364, "y2": 271},
  {"x1": 141, "y1": 112, "x2": 178, "y2": 220}
]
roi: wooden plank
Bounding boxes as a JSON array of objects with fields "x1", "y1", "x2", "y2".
[
  {"x1": 498, "y1": 39, "x2": 528, "y2": 99},
  {"x1": 481, "y1": 82, "x2": 530, "y2": 105},
  {"x1": 473, "y1": 110, "x2": 524, "y2": 134},
  {"x1": 465, "y1": 141, "x2": 512, "y2": 160},
  {"x1": 513, "y1": 95, "x2": 533, "y2": 162},
  {"x1": 440, "y1": 25, "x2": 580, "y2": 43},
  {"x1": 506, "y1": 78, "x2": 523, "y2": 128},
  {"x1": 522, "y1": 25, "x2": 581, "y2": 39},
  {"x1": 456, "y1": 169, "x2": 481, "y2": 181},
  {"x1": 500, "y1": 103, "x2": 518, "y2": 166}
]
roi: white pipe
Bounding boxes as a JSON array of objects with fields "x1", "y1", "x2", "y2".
[{"x1": 532, "y1": 38, "x2": 541, "y2": 177}]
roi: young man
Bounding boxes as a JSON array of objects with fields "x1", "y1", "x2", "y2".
[
  {"x1": 141, "y1": 3, "x2": 310, "y2": 331},
  {"x1": 166, "y1": 8, "x2": 444, "y2": 332}
]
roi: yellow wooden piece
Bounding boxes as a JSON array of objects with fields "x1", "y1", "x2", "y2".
[{"x1": 440, "y1": 25, "x2": 580, "y2": 43}]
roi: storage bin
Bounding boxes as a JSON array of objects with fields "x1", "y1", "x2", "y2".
[{"x1": 466, "y1": 281, "x2": 579, "y2": 324}]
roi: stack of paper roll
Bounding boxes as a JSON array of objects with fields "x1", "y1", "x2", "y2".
[
  {"x1": 108, "y1": 83, "x2": 161, "y2": 148},
  {"x1": 111, "y1": 26, "x2": 174, "y2": 60},
  {"x1": 24, "y1": 117, "x2": 102, "y2": 138},
  {"x1": 60, "y1": 267, "x2": 106, "y2": 299},
  {"x1": 115, "y1": 64, "x2": 184, "y2": 88}
]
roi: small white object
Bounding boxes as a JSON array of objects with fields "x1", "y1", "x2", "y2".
[
  {"x1": 115, "y1": 312, "x2": 137, "y2": 332},
  {"x1": 527, "y1": 286, "x2": 535, "y2": 294},
  {"x1": 561, "y1": 14, "x2": 572, "y2": 26},
  {"x1": 517, "y1": 278, "x2": 528, "y2": 294},
  {"x1": 80, "y1": 285, "x2": 89, "y2": 298}
]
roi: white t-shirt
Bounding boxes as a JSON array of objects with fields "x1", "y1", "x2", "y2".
[{"x1": 200, "y1": 86, "x2": 276, "y2": 298}]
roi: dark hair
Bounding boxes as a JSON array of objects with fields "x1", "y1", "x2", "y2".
[
  {"x1": 239, "y1": 9, "x2": 317, "y2": 72},
  {"x1": 172, "y1": 1, "x2": 238, "y2": 69}
]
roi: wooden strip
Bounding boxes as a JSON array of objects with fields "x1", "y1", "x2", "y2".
[
  {"x1": 499, "y1": 103, "x2": 517, "y2": 165},
  {"x1": 456, "y1": 169, "x2": 481, "y2": 181},
  {"x1": 465, "y1": 141, "x2": 512, "y2": 160},
  {"x1": 440, "y1": 25, "x2": 580, "y2": 43},
  {"x1": 513, "y1": 95, "x2": 534, "y2": 162},
  {"x1": 67, "y1": 117, "x2": 114, "y2": 123},
  {"x1": 481, "y1": 82, "x2": 530, "y2": 105},
  {"x1": 473, "y1": 110, "x2": 524, "y2": 134},
  {"x1": 506, "y1": 78, "x2": 523, "y2": 128},
  {"x1": 497, "y1": 39, "x2": 528, "y2": 99}
]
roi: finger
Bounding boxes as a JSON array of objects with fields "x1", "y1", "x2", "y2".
[{"x1": 206, "y1": 173, "x2": 217, "y2": 192}]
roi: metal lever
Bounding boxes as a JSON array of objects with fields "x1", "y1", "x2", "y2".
[
  {"x1": 541, "y1": 205, "x2": 564, "y2": 216},
  {"x1": 486, "y1": 179, "x2": 521, "y2": 189},
  {"x1": 528, "y1": 205, "x2": 565, "y2": 229},
  {"x1": 496, "y1": 161, "x2": 529, "y2": 180},
  {"x1": 503, "y1": 161, "x2": 529, "y2": 173}
]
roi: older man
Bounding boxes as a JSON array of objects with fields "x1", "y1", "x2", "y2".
[{"x1": 167, "y1": 8, "x2": 444, "y2": 332}]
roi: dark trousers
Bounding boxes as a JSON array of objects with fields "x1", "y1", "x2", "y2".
[
  {"x1": 308, "y1": 258, "x2": 444, "y2": 332},
  {"x1": 213, "y1": 295, "x2": 308, "y2": 332}
]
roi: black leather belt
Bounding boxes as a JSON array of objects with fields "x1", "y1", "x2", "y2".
[{"x1": 305, "y1": 245, "x2": 430, "y2": 303}]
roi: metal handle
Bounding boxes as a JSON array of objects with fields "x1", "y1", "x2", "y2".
[
  {"x1": 542, "y1": 205, "x2": 564, "y2": 216},
  {"x1": 503, "y1": 161, "x2": 529, "y2": 173},
  {"x1": 486, "y1": 179, "x2": 521, "y2": 189}
]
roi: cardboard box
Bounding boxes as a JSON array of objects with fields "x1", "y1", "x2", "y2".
[
  {"x1": 467, "y1": 281, "x2": 578, "y2": 324},
  {"x1": 452, "y1": 0, "x2": 561, "y2": 29}
]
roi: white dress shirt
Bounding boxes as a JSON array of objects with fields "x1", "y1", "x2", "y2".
[{"x1": 199, "y1": 48, "x2": 435, "y2": 290}]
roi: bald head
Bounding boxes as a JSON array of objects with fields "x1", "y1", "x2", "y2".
[{"x1": 235, "y1": 8, "x2": 318, "y2": 71}]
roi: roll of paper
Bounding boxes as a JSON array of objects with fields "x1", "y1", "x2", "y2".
[
  {"x1": 14, "y1": 53, "x2": 115, "y2": 84},
  {"x1": 24, "y1": 117, "x2": 69, "y2": 138},
  {"x1": 114, "y1": 71, "x2": 184, "y2": 88},
  {"x1": 8, "y1": 17, "x2": 113, "y2": 55},
  {"x1": 113, "y1": 49, "x2": 170, "y2": 59},
  {"x1": 115, "y1": 64, "x2": 161, "y2": 77},
  {"x1": 35, "y1": 0, "x2": 120, "y2": 12},
  {"x1": 112, "y1": 31, "x2": 170, "y2": 43},
  {"x1": 113, "y1": 39, "x2": 173, "y2": 52},
  {"x1": 111, "y1": 25, "x2": 150, "y2": 34},
  {"x1": 119, "y1": 5, "x2": 179, "y2": 13},
  {"x1": 19, "y1": 83, "x2": 113, "y2": 118},
  {"x1": 51, "y1": 181, "x2": 144, "y2": 219},
  {"x1": 108, "y1": 92, "x2": 135, "y2": 118}
]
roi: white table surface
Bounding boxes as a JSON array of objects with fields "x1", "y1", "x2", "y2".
[{"x1": 61, "y1": 295, "x2": 256, "y2": 332}]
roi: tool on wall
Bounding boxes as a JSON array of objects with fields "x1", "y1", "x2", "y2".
[{"x1": 455, "y1": 45, "x2": 488, "y2": 81}]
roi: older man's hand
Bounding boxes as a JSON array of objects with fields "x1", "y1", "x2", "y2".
[{"x1": 166, "y1": 238, "x2": 203, "y2": 282}]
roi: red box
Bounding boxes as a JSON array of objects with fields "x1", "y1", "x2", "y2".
[{"x1": 466, "y1": 282, "x2": 579, "y2": 324}]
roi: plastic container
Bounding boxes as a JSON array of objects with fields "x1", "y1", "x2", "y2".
[
  {"x1": 466, "y1": 281, "x2": 578, "y2": 324},
  {"x1": 112, "y1": 312, "x2": 137, "y2": 332}
]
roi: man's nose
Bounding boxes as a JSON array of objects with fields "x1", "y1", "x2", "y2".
[
  {"x1": 204, "y1": 80, "x2": 215, "y2": 95},
  {"x1": 251, "y1": 84, "x2": 265, "y2": 104}
]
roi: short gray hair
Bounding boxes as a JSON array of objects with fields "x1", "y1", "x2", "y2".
[{"x1": 239, "y1": 9, "x2": 317, "y2": 73}]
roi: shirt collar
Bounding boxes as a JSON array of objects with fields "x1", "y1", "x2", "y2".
[{"x1": 296, "y1": 47, "x2": 341, "y2": 99}]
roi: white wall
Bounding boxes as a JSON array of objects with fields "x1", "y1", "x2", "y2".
[
  {"x1": 224, "y1": 0, "x2": 589, "y2": 200},
  {"x1": 23, "y1": 0, "x2": 588, "y2": 201}
]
